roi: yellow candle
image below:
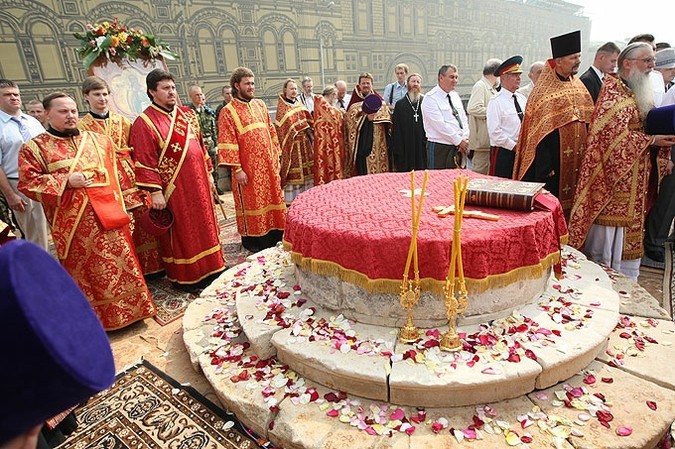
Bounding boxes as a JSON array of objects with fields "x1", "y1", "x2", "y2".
[{"x1": 403, "y1": 171, "x2": 416, "y2": 278}]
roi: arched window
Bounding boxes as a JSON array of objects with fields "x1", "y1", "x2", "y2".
[
  {"x1": 263, "y1": 30, "x2": 278, "y2": 71},
  {"x1": 221, "y1": 28, "x2": 238, "y2": 72},
  {"x1": 197, "y1": 26, "x2": 217, "y2": 74},
  {"x1": 0, "y1": 19, "x2": 27, "y2": 81},
  {"x1": 282, "y1": 31, "x2": 296, "y2": 71},
  {"x1": 31, "y1": 21, "x2": 64, "y2": 81}
]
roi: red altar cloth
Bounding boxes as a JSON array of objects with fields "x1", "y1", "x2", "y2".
[{"x1": 282, "y1": 170, "x2": 567, "y2": 295}]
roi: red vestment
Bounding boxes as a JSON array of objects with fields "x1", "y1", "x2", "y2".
[
  {"x1": 18, "y1": 131, "x2": 155, "y2": 330},
  {"x1": 569, "y1": 76, "x2": 669, "y2": 259},
  {"x1": 275, "y1": 95, "x2": 314, "y2": 202},
  {"x1": 513, "y1": 61, "x2": 594, "y2": 215},
  {"x1": 218, "y1": 98, "x2": 286, "y2": 237},
  {"x1": 313, "y1": 95, "x2": 345, "y2": 185},
  {"x1": 78, "y1": 112, "x2": 162, "y2": 275},
  {"x1": 130, "y1": 105, "x2": 225, "y2": 284}
]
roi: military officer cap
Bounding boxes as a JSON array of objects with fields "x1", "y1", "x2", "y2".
[{"x1": 495, "y1": 56, "x2": 524, "y2": 76}]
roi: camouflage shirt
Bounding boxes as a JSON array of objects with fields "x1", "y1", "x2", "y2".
[{"x1": 190, "y1": 105, "x2": 218, "y2": 152}]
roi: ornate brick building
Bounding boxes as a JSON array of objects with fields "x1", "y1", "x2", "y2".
[{"x1": 0, "y1": 0, "x2": 589, "y2": 111}]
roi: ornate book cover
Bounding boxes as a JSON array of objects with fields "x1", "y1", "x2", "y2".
[{"x1": 466, "y1": 178, "x2": 545, "y2": 211}]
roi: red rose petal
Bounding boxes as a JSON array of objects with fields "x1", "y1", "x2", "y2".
[
  {"x1": 647, "y1": 401, "x2": 657, "y2": 410},
  {"x1": 601, "y1": 377, "x2": 614, "y2": 383}
]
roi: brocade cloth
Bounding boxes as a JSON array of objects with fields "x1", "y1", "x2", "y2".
[{"x1": 283, "y1": 170, "x2": 567, "y2": 295}]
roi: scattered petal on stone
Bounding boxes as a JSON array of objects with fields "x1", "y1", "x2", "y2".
[
  {"x1": 616, "y1": 426, "x2": 632, "y2": 436},
  {"x1": 646, "y1": 401, "x2": 657, "y2": 410},
  {"x1": 601, "y1": 377, "x2": 614, "y2": 383},
  {"x1": 390, "y1": 408, "x2": 405, "y2": 421},
  {"x1": 505, "y1": 430, "x2": 521, "y2": 446}
]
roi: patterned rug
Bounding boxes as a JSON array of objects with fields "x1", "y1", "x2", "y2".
[
  {"x1": 148, "y1": 212, "x2": 251, "y2": 325},
  {"x1": 663, "y1": 239, "x2": 675, "y2": 320},
  {"x1": 58, "y1": 360, "x2": 275, "y2": 449}
]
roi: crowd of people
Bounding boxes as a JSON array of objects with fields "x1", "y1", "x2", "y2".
[
  {"x1": 1, "y1": 30, "x2": 674, "y2": 338},
  {"x1": 1, "y1": 27, "x2": 675, "y2": 449}
]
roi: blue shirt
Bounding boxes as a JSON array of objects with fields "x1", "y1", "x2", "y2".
[
  {"x1": 383, "y1": 81, "x2": 407, "y2": 108},
  {"x1": 0, "y1": 110, "x2": 45, "y2": 178}
]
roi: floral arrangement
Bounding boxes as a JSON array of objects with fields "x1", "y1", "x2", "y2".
[{"x1": 74, "y1": 19, "x2": 179, "y2": 69}]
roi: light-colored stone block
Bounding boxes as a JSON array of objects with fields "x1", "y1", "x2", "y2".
[
  {"x1": 528, "y1": 361, "x2": 675, "y2": 449},
  {"x1": 389, "y1": 346, "x2": 542, "y2": 407},
  {"x1": 409, "y1": 396, "x2": 562, "y2": 448},
  {"x1": 597, "y1": 318, "x2": 675, "y2": 390},
  {"x1": 271, "y1": 320, "x2": 395, "y2": 401}
]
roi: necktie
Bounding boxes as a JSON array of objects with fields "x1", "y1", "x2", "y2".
[
  {"x1": 447, "y1": 94, "x2": 463, "y2": 129},
  {"x1": 10, "y1": 117, "x2": 32, "y2": 142},
  {"x1": 338, "y1": 99, "x2": 345, "y2": 109},
  {"x1": 512, "y1": 94, "x2": 524, "y2": 122}
]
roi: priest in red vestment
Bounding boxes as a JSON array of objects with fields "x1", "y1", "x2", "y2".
[
  {"x1": 218, "y1": 67, "x2": 286, "y2": 253},
  {"x1": 275, "y1": 79, "x2": 314, "y2": 204},
  {"x1": 313, "y1": 86, "x2": 345, "y2": 185},
  {"x1": 129, "y1": 69, "x2": 225, "y2": 287},
  {"x1": 18, "y1": 92, "x2": 155, "y2": 330},
  {"x1": 569, "y1": 42, "x2": 675, "y2": 280},
  {"x1": 78, "y1": 76, "x2": 162, "y2": 276},
  {"x1": 512, "y1": 31, "x2": 594, "y2": 217}
]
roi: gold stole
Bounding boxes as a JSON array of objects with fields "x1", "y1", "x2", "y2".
[{"x1": 139, "y1": 107, "x2": 193, "y2": 202}]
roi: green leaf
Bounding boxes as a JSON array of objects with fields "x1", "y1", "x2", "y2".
[
  {"x1": 159, "y1": 50, "x2": 177, "y2": 60},
  {"x1": 82, "y1": 51, "x2": 99, "y2": 70},
  {"x1": 73, "y1": 32, "x2": 84, "y2": 39}
]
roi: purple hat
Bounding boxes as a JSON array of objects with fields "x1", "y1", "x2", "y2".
[
  {"x1": 0, "y1": 240, "x2": 115, "y2": 444},
  {"x1": 138, "y1": 207, "x2": 174, "y2": 236},
  {"x1": 362, "y1": 94, "x2": 383, "y2": 114},
  {"x1": 646, "y1": 104, "x2": 675, "y2": 135}
]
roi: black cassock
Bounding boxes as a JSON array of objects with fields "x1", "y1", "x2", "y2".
[{"x1": 390, "y1": 95, "x2": 427, "y2": 172}]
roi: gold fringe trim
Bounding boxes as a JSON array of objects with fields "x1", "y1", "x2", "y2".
[{"x1": 282, "y1": 240, "x2": 560, "y2": 296}]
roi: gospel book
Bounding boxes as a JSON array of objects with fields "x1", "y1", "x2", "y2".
[{"x1": 465, "y1": 178, "x2": 545, "y2": 211}]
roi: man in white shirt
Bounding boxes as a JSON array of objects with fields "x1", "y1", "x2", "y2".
[
  {"x1": 487, "y1": 56, "x2": 527, "y2": 178},
  {"x1": 421, "y1": 64, "x2": 469, "y2": 169},
  {"x1": 334, "y1": 80, "x2": 351, "y2": 111},
  {"x1": 383, "y1": 63, "x2": 408, "y2": 113},
  {"x1": 579, "y1": 42, "x2": 620, "y2": 103},
  {"x1": 0, "y1": 79, "x2": 48, "y2": 249},
  {"x1": 299, "y1": 77, "x2": 315, "y2": 114}
]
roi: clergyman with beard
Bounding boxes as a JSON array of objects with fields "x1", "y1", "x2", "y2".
[
  {"x1": 390, "y1": 73, "x2": 427, "y2": 171},
  {"x1": 568, "y1": 42, "x2": 675, "y2": 281},
  {"x1": 512, "y1": 30, "x2": 594, "y2": 218}
]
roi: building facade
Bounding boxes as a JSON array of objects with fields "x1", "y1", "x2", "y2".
[{"x1": 0, "y1": 0, "x2": 590, "y2": 112}]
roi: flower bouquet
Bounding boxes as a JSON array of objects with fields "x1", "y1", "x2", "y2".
[{"x1": 74, "y1": 19, "x2": 179, "y2": 70}]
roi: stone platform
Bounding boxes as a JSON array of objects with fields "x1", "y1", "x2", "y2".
[{"x1": 184, "y1": 247, "x2": 675, "y2": 449}]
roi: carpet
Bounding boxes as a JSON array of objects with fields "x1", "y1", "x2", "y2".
[
  {"x1": 663, "y1": 239, "x2": 674, "y2": 320},
  {"x1": 148, "y1": 212, "x2": 252, "y2": 325},
  {"x1": 58, "y1": 360, "x2": 275, "y2": 449}
]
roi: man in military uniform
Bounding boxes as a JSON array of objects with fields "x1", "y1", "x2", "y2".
[{"x1": 188, "y1": 85, "x2": 221, "y2": 194}]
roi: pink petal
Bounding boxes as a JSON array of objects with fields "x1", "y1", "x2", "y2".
[
  {"x1": 647, "y1": 401, "x2": 657, "y2": 410},
  {"x1": 390, "y1": 408, "x2": 405, "y2": 421},
  {"x1": 326, "y1": 409, "x2": 339, "y2": 417},
  {"x1": 616, "y1": 426, "x2": 633, "y2": 436}
]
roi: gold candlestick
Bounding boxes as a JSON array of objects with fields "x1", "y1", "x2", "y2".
[
  {"x1": 399, "y1": 170, "x2": 428, "y2": 343},
  {"x1": 440, "y1": 175, "x2": 469, "y2": 352}
]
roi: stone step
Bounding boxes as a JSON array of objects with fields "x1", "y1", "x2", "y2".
[{"x1": 233, "y1": 246, "x2": 619, "y2": 407}]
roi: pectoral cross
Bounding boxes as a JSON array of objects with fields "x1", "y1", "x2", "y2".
[
  {"x1": 413, "y1": 112, "x2": 419, "y2": 122},
  {"x1": 432, "y1": 205, "x2": 500, "y2": 221}
]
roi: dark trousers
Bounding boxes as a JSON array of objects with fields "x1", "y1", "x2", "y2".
[
  {"x1": 426, "y1": 141, "x2": 462, "y2": 169},
  {"x1": 644, "y1": 152, "x2": 675, "y2": 260},
  {"x1": 489, "y1": 146, "x2": 516, "y2": 178}
]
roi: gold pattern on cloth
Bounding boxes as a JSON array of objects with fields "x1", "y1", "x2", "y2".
[
  {"x1": 19, "y1": 131, "x2": 155, "y2": 330},
  {"x1": 79, "y1": 112, "x2": 144, "y2": 210},
  {"x1": 218, "y1": 98, "x2": 286, "y2": 237},
  {"x1": 344, "y1": 92, "x2": 391, "y2": 177},
  {"x1": 274, "y1": 95, "x2": 314, "y2": 189},
  {"x1": 569, "y1": 76, "x2": 656, "y2": 259},
  {"x1": 513, "y1": 60, "x2": 593, "y2": 213}
]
